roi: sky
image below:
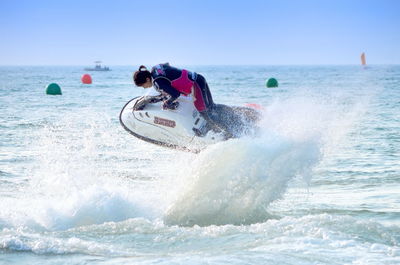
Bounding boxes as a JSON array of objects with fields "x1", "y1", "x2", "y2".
[{"x1": 0, "y1": 0, "x2": 399, "y2": 65}]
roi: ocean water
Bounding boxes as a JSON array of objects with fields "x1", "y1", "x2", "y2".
[{"x1": 0, "y1": 65, "x2": 399, "y2": 264}]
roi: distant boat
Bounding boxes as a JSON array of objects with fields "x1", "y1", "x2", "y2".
[
  {"x1": 361, "y1": 52, "x2": 366, "y2": 66},
  {"x1": 84, "y1": 61, "x2": 111, "y2": 71}
]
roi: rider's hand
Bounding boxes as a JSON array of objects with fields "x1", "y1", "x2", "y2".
[{"x1": 162, "y1": 101, "x2": 179, "y2": 110}]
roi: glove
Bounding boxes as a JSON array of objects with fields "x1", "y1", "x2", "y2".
[
  {"x1": 163, "y1": 101, "x2": 179, "y2": 110},
  {"x1": 148, "y1": 96, "x2": 164, "y2": 103}
]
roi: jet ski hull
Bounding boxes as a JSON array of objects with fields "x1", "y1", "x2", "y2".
[{"x1": 119, "y1": 96, "x2": 260, "y2": 152}]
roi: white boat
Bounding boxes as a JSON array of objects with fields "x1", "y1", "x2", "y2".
[
  {"x1": 119, "y1": 95, "x2": 260, "y2": 152},
  {"x1": 84, "y1": 61, "x2": 110, "y2": 71}
]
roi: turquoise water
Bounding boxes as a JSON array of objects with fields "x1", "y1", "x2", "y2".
[{"x1": 0, "y1": 65, "x2": 399, "y2": 264}]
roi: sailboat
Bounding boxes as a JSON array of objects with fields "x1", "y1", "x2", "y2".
[{"x1": 361, "y1": 52, "x2": 366, "y2": 66}]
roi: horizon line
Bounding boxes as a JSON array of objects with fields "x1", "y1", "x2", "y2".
[{"x1": 0, "y1": 63, "x2": 399, "y2": 67}]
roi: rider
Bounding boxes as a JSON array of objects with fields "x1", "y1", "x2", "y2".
[{"x1": 133, "y1": 63, "x2": 232, "y2": 137}]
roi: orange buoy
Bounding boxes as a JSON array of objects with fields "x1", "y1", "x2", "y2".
[{"x1": 81, "y1": 74, "x2": 92, "y2": 84}]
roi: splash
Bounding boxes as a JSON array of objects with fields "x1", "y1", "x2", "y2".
[
  {"x1": 0, "y1": 93, "x2": 365, "y2": 230},
  {"x1": 163, "y1": 134, "x2": 320, "y2": 226},
  {"x1": 163, "y1": 95, "x2": 366, "y2": 226},
  {"x1": 0, "y1": 110, "x2": 159, "y2": 230}
]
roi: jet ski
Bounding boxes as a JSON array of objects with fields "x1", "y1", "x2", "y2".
[{"x1": 119, "y1": 95, "x2": 261, "y2": 153}]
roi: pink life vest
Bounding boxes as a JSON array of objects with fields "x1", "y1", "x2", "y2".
[{"x1": 171, "y1": 69, "x2": 194, "y2": 95}]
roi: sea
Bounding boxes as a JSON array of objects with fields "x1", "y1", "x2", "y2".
[{"x1": 0, "y1": 65, "x2": 399, "y2": 264}]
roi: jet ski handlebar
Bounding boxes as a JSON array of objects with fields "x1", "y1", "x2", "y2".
[{"x1": 133, "y1": 95, "x2": 164, "y2": 111}]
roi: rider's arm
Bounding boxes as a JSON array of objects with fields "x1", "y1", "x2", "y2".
[
  {"x1": 146, "y1": 94, "x2": 165, "y2": 103},
  {"x1": 133, "y1": 94, "x2": 166, "y2": 111},
  {"x1": 153, "y1": 78, "x2": 180, "y2": 104}
]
